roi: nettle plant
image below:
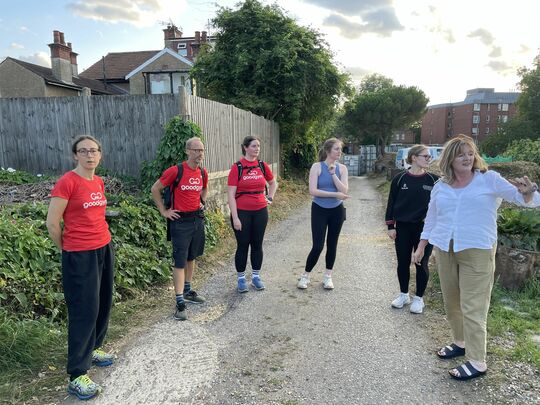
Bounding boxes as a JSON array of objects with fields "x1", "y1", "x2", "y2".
[{"x1": 497, "y1": 207, "x2": 540, "y2": 251}]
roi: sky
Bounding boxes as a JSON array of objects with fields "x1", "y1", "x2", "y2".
[{"x1": 1, "y1": 0, "x2": 539, "y2": 105}]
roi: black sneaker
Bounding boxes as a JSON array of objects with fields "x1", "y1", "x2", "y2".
[
  {"x1": 184, "y1": 290, "x2": 206, "y2": 304},
  {"x1": 174, "y1": 302, "x2": 187, "y2": 321}
]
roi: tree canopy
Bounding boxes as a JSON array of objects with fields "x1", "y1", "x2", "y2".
[
  {"x1": 339, "y1": 74, "x2": 428, "y2": 155},
  {"x1": 481, "y1": 52, "x2": 540, "y2": 156},
  {"x1": 191, "y1": 0, "x2": 349, "y2": 169}
]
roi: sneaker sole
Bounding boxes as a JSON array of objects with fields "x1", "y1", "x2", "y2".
[
  {"x1": 251, "y1": 283, "x2": 265, "y2": 290},
  {"x1": 67, "y1": 387, "x2": 99, "y2": 400},
  {"x1": 184, "y1": 299, "x2": 205, "y2": 304},
  {"x1": 238, "y1": 288, "x2": 249, "y2": 293},
  {"x1": 92, "y1": 359, "x2": 113, "y2": 367}
]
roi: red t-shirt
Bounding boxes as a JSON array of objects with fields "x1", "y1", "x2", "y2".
[
  {"x1": 160, "y1": 162, "x2": 208, "y2": 212},
  {"x1": 228, "y1": 158, "x2": 274, "y2": 211},
  {"x1": 51, "y1": 171, "x2": 111, "y2": 252}
]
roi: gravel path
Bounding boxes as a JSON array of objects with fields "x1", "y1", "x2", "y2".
[{"x1": 62, "y1": 176, "x2": 522, "y2": 404}]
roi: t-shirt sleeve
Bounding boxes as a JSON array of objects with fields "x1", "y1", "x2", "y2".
[
  {"x1": 263, "y1": 162, "x2": 274, "y2": 181},
  {"x1": 159, "y1": 165, "x2": 179, "y2": 187},
  {"x1": 51, "y1": 174, "x2": 74, "y2": 200},
  {"x1": 228, "y1": 164, "x2": 239, "y2": 186}
]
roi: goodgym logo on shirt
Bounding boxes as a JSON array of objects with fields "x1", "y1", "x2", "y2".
[
  {"x1": 181, "y1": 176, "x2": 203, "y2": 191},
  {"x1": 83, "y1": 192, "x2": 107, "y2": 209}
]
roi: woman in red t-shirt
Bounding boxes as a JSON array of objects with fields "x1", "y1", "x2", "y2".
[
  {"x1": 46, "y1": 135, "x2": 114, "y2": 400},
  {"x1": 227, "y1": 136, "x2": 278, "y2": 292}
]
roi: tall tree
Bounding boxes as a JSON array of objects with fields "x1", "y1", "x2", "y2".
[
  {"x1": 339, "y1": 75, "x2": 428, "y2": 156},
  {"x1": 191, "y1": 0, "x2": 349, "y2": 169}
]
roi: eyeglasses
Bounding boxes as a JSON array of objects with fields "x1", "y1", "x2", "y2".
[
  {"x1": 77, "y1": 148, "x2": 101, "y2": 156},
  {"x1": 417, "y1": 154, "x2": 432, "y2": 160},
  {"x1": 188, "y1": 148, "x2": 205, "y2": 153}
]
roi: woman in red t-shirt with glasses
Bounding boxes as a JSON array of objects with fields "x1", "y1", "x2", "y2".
[
  {"x1": 46, "y1": 135, "x2": 114, "y2": 400},
  {"x1": 228, "y1": 136, "x2": 278, "y2": 293}
]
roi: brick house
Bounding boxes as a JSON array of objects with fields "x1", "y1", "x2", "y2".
[
  {"x1": 0, "y1": 31, "x2": 121, "y2": 98},
  {"x1": 80, "y1": 24, "x2": 214, "y2": 95},
  {"x1": 421, "y1": 88, "x2": 519, "y2": 145}
]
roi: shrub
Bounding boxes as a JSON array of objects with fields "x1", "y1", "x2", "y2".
[
  {"x1": 0, "y1": 168, "x2": 48, "y2": 185},
  {"x1": 140, "y1": 117, "x2": 203, "y2": 190},
  {"x1": 503, "y1": 138, "x2": 540, "y2": 165},
  {"x1": 498, "y1": 207, "x2": 540, "y2": 251}
]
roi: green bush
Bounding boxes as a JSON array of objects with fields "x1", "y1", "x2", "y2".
[
  {"x1": 503, "y1": 138, "x2": 540, "y2": 165},
  {"x1": 140, "y1": 117, "x2": 203, "y2": 190},
  {"x1": 497, "y1": 207, "x2": 540, "y2": 251},
  {"x1": 0, "y1": 168, "x2": 49, "y2": 185}
]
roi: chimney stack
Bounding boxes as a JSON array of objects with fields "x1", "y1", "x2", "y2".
[
  {"x1": 195, "y1": 31, "x2": 200, "y2": 42},
  {"x1": 201, "y1": 31, "x2": 207, "y2": 42},
  {"x1": 48, "y1": 30, "x2": 74, "y2": 83}
]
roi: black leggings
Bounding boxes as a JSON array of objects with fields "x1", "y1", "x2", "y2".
[
  {"x1": 231, "y1": 207, "x2": 268, "y2": 272},
  {"x1": 394, "y1": 221, "x2": 433, "y2": 296},
  {"x1": 305, "y1": 202, "x2": 345, "y2": 272}
]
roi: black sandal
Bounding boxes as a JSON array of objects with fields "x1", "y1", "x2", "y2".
[
  {"x1": 449, "y1": 361, "x2": 487, "y2": 381},
  {"x1": 437, "y1": 343, "x2": 465, "y2": 359}
]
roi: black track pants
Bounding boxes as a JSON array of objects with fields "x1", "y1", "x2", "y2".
[
  {"x1": 394, "y1": 221, "x2": 432, "y2": 296},
  {"x1": 62, "y1": 243, "x2": 115, "y2": 378}
]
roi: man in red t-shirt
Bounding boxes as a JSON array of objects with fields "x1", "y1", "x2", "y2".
[{"x1": 151, "y1": 137, "x2": 208, "y2": 321}]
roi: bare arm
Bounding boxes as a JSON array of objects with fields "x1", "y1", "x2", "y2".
[
  {"x1": 330, "y1": 163, "x2": 348, "y2": 194},
  {"x1": 308, "y1": 163, "x2": 348, "y2": 200},
  {"x1": 150, "y1": 179, "x2": 180, "y2": 220},
  {"x1": 267, "y1": 178, "x2": 278, "y2": 200},
  {"x1": 46, "y1": 197, "x2": 68, "y2": 250},
  {"x1": 227, "y1": 185, "x2": 241, "y2": 230}
]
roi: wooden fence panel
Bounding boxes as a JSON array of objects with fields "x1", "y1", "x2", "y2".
[{"x1": 0, "y1": 91, "x2": 279, "y2": 177}]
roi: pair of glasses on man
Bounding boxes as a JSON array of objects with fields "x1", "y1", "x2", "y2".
[
  {"x1": 77, "y1": 148, "x2": 101, "y2": 156},
  {"x1": 417, "y1": 154, "x2": 432, "y2": 160}
]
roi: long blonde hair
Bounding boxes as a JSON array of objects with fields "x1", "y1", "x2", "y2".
[{"x1": 439, "y1": 134, "x2": 488, "y2": 184}]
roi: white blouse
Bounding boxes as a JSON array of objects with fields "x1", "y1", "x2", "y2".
[{"x1": 421, "y1": 170, "x2": 540, "y2": 252}]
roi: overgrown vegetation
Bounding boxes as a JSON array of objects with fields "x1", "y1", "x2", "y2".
[
  {"x1": 140, "y1": 117, "x2": 203, "y2": 190},
  {"x1": 0, "y1": 168, "x2": 49, "y2": 185},
  {"x1": 503, "y1": 138, "x2": 540, "y2": 166},
  {"x1": 498, "y1": 207, "x2": 540, "y2": 251}
]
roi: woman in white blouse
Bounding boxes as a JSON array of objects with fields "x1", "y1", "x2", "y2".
[{"x1": 413, "y1": 134, "x2": 539, "y2": 381}]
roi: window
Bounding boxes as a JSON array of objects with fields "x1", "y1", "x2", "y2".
[
  {"x1": 485, "y1": 115, "x2": 490, "y2": 123},
  {"x1": 472, "y1": 127, "x2": 478, "y2": 135},
  {"x1": 177, "y1": 43, "x2": 188, "y2": 57},
  {"x1": 497, "y1": 115, "x2": 502, "y2": 122},
  {"x1": 473, "y1": 103, "x2": 480, "y2": 111},
  {"x1": 498, "y1": 104, "x2": 502, "y2": 111},
  {"x1": 485, "y1": 127, "x2": 490, "y2": 134},
  {"x1": 502, "y1": 115, "x2": 508, "y2": 123},
  {"x1": 147, "y1": 72, "x2": 191, "y2": 94},
  {"x1": 177, "y1": 43, "x2": 187, "y2": 49},
  {"x1": 502, "y1": 103, "x2": 509, "y2": 111},
  {"x1": 472, "y1": 115, "x2": 480, "y2": 124},
  {"x1": 487, "y1": 104, "x2": 491, "y2": 111}
]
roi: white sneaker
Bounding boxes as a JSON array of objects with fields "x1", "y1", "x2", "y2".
[
  {"x1": 297, "y1": 274, "x2": 310, "y2": 289},
  {"x1": 391, "y1": 292, "x2": 411, "y2": 308},
  {"x1": 410, "y1": 296, "x2": 425, "y2": 314},
  {"x1": 322, "y1": 275, "x2": 334, "y2": 290}
]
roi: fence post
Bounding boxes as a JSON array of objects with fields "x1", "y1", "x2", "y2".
[
  {"x1": 178, "y1": 86, "x2": 191, "y2": 120},
  {"x1": 81, "y1": 87, "x2": 92, "y2": 134}
]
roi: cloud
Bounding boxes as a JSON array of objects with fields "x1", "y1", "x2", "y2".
[
  {"x1": 323, "y1": 10, "x2": 403, "y2": 39},
  {"x1": 345, "y1": 66, "x2": 371, "y2": 80},
  {"x1": 66, "y1": 0, "x2": 185, "y2": 27},
  {"x1": 429, "y1": 25, "x2": 455, "y2": 44},
  {"x1": 519, "y1": 44, "x2": 531, "y2": 53},
  {"x1": 302, "y1": 0, "x2": 392, "y2": 16},
  {"x1": 489, "y1": 46, "x2": 502, "y2": 58},
  {"x1": 487, "y1": 60, "x2": 513, "y2": 73},
  {"x1": 20, "y1": 26, "x2": 29, "y2": 32},
  {"x1": 19, "y1": 52, "x2": 51, "y2": 67},
  {"x1": 468, "y1": 28, "x2": 495, "y2": 46},
  {"x1": 304, "y1": 0, "x2": 403, "y2": 38},
  {"x1": 10, "y1": 43, "x2": 24, "y2": 49}
]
